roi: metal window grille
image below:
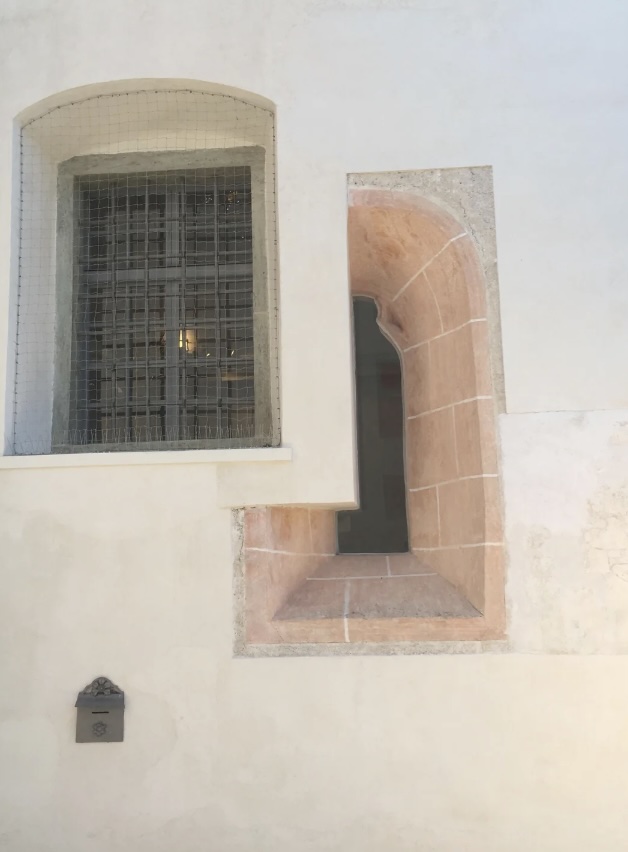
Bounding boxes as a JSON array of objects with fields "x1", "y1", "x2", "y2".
[
  {"x1": 12, "y1": 88, "x2": 279, "y2": 455},
  {"x1": 72, "y1": 167, "x2": 254, "y2": 446}
]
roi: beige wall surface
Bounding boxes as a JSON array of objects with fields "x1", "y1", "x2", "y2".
[
  {"x1": 2, "y1": 466, "x2": 628, "y2": 852},
  {"x1": 1, "y1": 0, "x2": 628, "y2": 850},
  {"x1": 504, "y1": 410, "x2": 628, "y2": 653}
]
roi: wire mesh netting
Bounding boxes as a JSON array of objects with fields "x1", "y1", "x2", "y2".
[{"x1": 12, "y1": 89, "x2": 278, "y2": 454}]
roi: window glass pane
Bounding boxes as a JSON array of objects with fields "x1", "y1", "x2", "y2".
[{"x1": 337, "y1": 298, "x2": 409, "y2": 554}]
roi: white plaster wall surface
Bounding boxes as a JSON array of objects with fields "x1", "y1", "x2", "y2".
[
  {"x1": 2, "y1": 467, "x2": 628, "y2": 852},
  {"x1": 503, "y1": 410, "x2": 628, "y2": 653},
  {"x1": 1, "y1": 0, "x2": 628, "y2": 849}
]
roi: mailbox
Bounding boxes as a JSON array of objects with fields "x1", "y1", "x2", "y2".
[{"x1": 75, "y1": 676, "x2": 124, "y2": 743}]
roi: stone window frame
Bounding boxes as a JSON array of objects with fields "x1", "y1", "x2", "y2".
[
  {"x1": 52, "y1": 147, "x2": 275, "y2": 453},
  {"x1": 235, "y1": 167, "x2": 506, "y2": 655}
]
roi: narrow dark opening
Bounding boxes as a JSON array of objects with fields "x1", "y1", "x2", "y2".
[{"x1": 337, "y1": 298, "x2": 409, "y2": 554}]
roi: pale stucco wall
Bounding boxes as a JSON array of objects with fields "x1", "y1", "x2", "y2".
[
  {"x1": 3, "y1": 462, "x2": 628, "y2": 852},
  {"x1": 1, "y1": 1, "x2": 628, "y2": 850}
]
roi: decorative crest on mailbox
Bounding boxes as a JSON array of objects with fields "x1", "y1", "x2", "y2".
[{"x1": 80, "y1": 676, "x2": 123, "y2": 697}]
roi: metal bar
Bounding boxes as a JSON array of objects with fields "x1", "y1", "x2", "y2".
[
  {"x1": 123, "y1": 183, "x2": 131, "y2": 441},
  {"x1": 164, "y1": 180, "x2": 180, "y2": 440},
  {"x1": 213, "y1": 173, "x2": 223, "y2": 439},
  {"x1": 84, "y1": 262, "x2": 250, "y2": 285},
  {"x1": 79, "y1": 313, "x2": 251, "y2": 328},
  {"x1": 111, "y1": 183, "x2": 119, "y2": 442},
  {"x1": 81, "y1": 356, "x2": 252, "y2": 370},
  {"x1": 144, "y1": 181, "x2": 150, "y2": 439},
  {"x1": 179, "y1": 176, "x2": 188, "y2": 438},
  {"x1": 76, "y1": 182, "x2": 88, "y2": 443}
]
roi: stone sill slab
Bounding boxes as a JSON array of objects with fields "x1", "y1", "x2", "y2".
[
  {"x1": 0, "y1": 446, "x2": 292, "y2": 470},
  {"x1": 275, "y1": 554, "x2": 480, "y2": 621},
  {"x1": 258, "y1": 553, "x2": 496, "y2": 646}
]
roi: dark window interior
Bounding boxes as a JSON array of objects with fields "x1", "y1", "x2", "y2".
[
  {"x1": 72, "y1": 167, "x2": 254, "y2": 445},
  {"x1": 337, "y1": 298, "x2": 409, "y2": 554}
]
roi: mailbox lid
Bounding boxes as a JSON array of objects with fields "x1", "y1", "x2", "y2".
[{"x1": 75, "y1": 692, "x2": 125, "y2": 709}]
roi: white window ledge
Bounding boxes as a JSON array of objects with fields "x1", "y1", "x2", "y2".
[{"x1": 0, "y1": 447, "x2": 292, "y2": 470}]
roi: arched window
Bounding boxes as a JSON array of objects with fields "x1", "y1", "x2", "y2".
[
  {"x1": 337, "y1": 297, "x2": 408, "y2": 554},
  {"x1": 11, "y1": 83, "x2": 278, "y2": 455}
]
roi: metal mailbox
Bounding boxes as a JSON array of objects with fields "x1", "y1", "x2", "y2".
[{"x1": 75, "y1": 676, "x2": 124, "y2": 743}]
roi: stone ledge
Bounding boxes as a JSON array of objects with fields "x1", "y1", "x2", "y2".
[
  {"x1": 239, "y1": 508, "x2": 505, "y2": 647},
  {"x1": 275, "y1": 554, "x2": 480, "y2": 621},
  {"x1": 0, "y1": 446, "x2": 292, "y2": 470}
]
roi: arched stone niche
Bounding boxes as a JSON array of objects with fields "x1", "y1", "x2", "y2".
[{"x1": 238, "y1": 172, "x2": 505, "y2": 651}]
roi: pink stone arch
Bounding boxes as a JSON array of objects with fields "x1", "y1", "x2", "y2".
[{"x1": 240, "y1": 187, "x2": 505, "y2": 647}]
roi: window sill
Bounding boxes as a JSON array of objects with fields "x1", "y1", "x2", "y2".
[
  {"x1": 239, "y1": 507, "x2": 506, "y2": 651},
  {"x1": 275, "y1": 554, "x2": 481, "y2": 623},
  {"x1": 260, "y1": 553, "x2": 489, "y2": 645},
  {"x1": 0, "y1": 446, "x2": 292, "y2": 470}
]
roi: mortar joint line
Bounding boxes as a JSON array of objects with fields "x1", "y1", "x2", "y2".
[
  {"x1": 423, "y1": 268, "x2": 443, "y2": 333},
  {"x1": 436, "y1": 485, "x2": 441, "y2": 547},
  {"x1": 451, "y1": 405, "x2": 459, "y2": 476},
  {"x1": 415, "y1": 543, "x2": 503, "y2": 552},
  {"x1": 407, "y1": 395, "x2": 492, "y2": 420},
  {"x1": 245, "y1": 547, "x2": 335, "y2": 557},
  {"x1": 307, "y1": 572, "x2": 438, "y2": 581},
  {"x1": 391, "y1": 232, "x2": 466, "y2": 304},
  {"x1": 409, "y1": 473, "x2": 498, "y2": 492},
  {"x1": 403, "y1": 317, "x2": 487, "y2": 353}
]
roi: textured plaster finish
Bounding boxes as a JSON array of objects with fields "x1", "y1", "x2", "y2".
[{"x1": 503, "y1": 410, "x2": 628, "y2": 654}]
